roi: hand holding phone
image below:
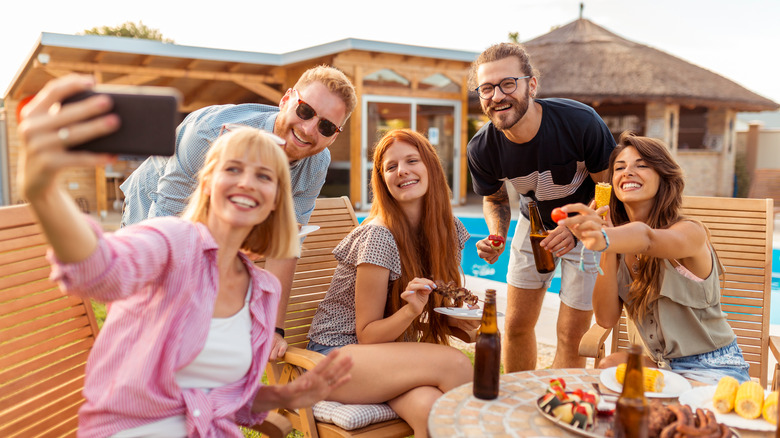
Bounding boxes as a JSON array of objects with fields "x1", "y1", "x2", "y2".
[{"x1": 62, "y1": 85, "x2": 181, "y2": 156}]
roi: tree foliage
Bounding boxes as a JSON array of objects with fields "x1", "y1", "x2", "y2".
[
  {"x1": 508, "y1": 32, "x2": 520, "y2": 44},
  {"x1": 80, "y1": 21, "x2": 173, "y2": 43}
]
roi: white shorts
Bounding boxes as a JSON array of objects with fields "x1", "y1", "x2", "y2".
[{"x1": 506, "y1": 216, "x2": 600, "y2": 311}]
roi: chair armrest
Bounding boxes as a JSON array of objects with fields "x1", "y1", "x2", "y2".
[
  {"x1": 248, "y1": 412, "x2": 293, "y2": 438},
  {"x1": 769, "y1": 335, "x2": 780, "y2": 361},
  {"x1": 578, "y1": 323, "x2": 612, "y2": 359},
  {"x1": 280, "y1": 345, "x2": 326, "y2": 371},
  {"x1": 769, "y1": 335, "x2": 780, "y2": 390},
  {"x1": 450, "y1": 326, "x2": 478, "y2": 343}
]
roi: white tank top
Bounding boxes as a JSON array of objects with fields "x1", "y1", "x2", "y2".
[{"x1": 112, "y1": 285, "x2": 253, "y2": 437}]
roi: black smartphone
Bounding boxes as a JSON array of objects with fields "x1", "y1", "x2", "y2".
[{"x1": 62, "y1": 85, "x2": 181, "y2": 157}]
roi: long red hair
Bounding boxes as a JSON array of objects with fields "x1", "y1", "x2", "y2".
[{"x1": 367, "y1": 129, "x2": 463, "y2": 345}]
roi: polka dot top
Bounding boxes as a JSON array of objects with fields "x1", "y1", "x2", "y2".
[{"x1": 307, "y1": 219, "x2": 469, "y2": 347}]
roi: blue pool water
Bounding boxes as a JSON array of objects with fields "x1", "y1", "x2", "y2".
[{"x1": 358, "y1": 215, "x2": 780, "y2": 324}]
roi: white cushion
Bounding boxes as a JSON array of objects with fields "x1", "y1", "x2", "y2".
[{"x1": 311, "y1": 400, "x2": 399, "y2": 430}]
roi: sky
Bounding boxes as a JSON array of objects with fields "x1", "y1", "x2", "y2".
[{"x1": 2, "y1": 0, "x2": 779, "y2": 106}]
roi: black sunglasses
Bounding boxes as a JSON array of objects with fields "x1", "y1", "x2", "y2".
[{"x1": 293, "y1": 89, "x2": 343, "y2": 137}]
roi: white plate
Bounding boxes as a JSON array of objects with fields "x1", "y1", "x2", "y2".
[
  {"x1": 433, "y1": 307, "x2": 504, "y2": 321},
  {"x1": 298, "y1": 225, "x2": 320, "y2": 237},
  {"x1": 679, "y1": 385, "x2": 774, "y2": 431},
  {"x1": 599, "y1": 366, "x2": 692, "y2": 398}
]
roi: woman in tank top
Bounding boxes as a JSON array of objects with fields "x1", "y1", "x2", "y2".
[
  {"x1": 17, "y1": 75, "x2": 352, "y2": 437},
  {"x1": 558, "y1": 131, "x2": 749, "y2": 384}
]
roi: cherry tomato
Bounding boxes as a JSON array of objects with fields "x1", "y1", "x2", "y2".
[
  {"x1": 551, "y1": 207, "x2": 567, "y2": 224},
  {"x1": 487, "y1": 235, "x2": 505, "y2": 249}
]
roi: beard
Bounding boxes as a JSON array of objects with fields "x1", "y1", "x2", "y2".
[{"x1": 483, "y1": 87, "x2": 532, "y2": 131}]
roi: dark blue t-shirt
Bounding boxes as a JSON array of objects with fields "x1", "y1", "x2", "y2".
[{"x1": 467, "y1": 98, "x2": 615, "y2": 230}]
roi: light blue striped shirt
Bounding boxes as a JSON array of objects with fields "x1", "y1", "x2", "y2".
[{"x1": 120, "y1": 104, "x2": 330, "y2": 227}]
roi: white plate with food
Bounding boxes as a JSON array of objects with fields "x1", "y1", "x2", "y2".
[
  {"x1": 599, "y1": 366, "x2": 692, "y2": 398},
  {"x1": 433, "y1": 307, "x2": 504, "y2": 321},
  {"x1": 678, "y1": 385, "x2": 774, "y2": 431},
  {"x1": 298, "y1": 225, "x2": 320, "y2": 237}
]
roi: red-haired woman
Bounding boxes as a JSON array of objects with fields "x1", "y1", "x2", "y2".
[{"x1": 307, "y1": 129, "x2": 476, "y2": 437}]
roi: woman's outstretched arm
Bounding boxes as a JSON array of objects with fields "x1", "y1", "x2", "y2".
[{"x1": 18, "y1": 75, "x2": 119, "y2": 263}]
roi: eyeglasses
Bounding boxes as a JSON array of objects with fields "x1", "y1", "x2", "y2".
[
  {"x1": 293, "y1": 89, "x2": 343, "y2": 137},
  {"x1": 474, "y1": 76, "x2": 530, "y2": 99},
  {"x1": 219, "y1": 123, "x2": 286, "y2": 146}
]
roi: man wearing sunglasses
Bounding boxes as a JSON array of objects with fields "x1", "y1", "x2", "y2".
[
  {"x1": 466, "y1": 43, "x2": 615, "y2": 373},
  {"x1": 120, "y1": 65, "x2": 357, "y2": 360}
]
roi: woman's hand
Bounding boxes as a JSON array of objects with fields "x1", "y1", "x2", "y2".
[
  {"x1": 557, "y1": 202, "x2": 611, "y2": 252},
  {"x1": 399, "y1": 277, "x2": 436, "y2": 316},
  {"x1": 253, "y1": 349, "x2": 353, "y2": 412},
  {"x1": 18, "y1": 74, "x2": 119, "y2": 201}
]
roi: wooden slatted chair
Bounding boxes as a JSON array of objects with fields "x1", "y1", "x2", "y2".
[
  {"x1": 0, "y1": 204, "x2": 98, "y2": 437},
  {"x1": 262, "y1": 196, "x2": 417, "y2": 438},
  {"x1": 578, "y1": 196, "x2": 776, "y2": 388},
  {"x1": 0, "y1": 203, "x2": 290, "y2": 438}
]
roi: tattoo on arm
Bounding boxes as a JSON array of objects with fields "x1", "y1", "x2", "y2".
[{"x1": 483, "y1": 185, "x2": 511, "y2": 237}]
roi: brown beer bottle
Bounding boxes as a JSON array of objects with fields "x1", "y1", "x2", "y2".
[
  {"x1": 613, "y1": 344, "x2": 649, "y2": 438},
  {"x1": 473, "y1": 289, "x2": 500, "y2": 400},
  {"x1": 528, "y1": 201, "x2": 555, "y2": 273}
]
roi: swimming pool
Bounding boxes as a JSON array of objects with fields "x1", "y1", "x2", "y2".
[{"x1": 357, "y1": 215, "x2": 780, "y2": 324}]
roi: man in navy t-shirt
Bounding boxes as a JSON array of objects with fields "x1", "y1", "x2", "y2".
[{"x1": 467, "y1": 42, "x2": 615, "y2": 372}]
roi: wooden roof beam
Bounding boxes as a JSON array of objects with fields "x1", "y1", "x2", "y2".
[
  {"x1": 104, "y1": 74, "x2": 161, "y2": 86},
  {"x1": 34, "y1": 60, "x2": 278, "y2": 83},
  {"x1": 233, "y1": 79, "x2": 282, "y2": 103}
]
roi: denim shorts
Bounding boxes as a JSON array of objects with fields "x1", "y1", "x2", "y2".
[
  {"x1": 306, "y1": 340, "x2": 341, "y2": 355},
  {"x1": 506, "y1": 216, "x2": 599, "y2": 311},
  {"x1": 668, "y1": 339, "x2": 751, "y2": 384}
]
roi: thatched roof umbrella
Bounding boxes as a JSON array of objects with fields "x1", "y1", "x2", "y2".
[{"x1": 523, "y1": 19, "x2": 778, "y2": 112}]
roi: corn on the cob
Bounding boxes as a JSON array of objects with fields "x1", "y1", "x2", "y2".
[
  {"x1": 734, "y1": 380, "x2": 764, "y2": 419},
  {"x1": 762, "y1": 391, "x2": 778, "y2": 425},
  {"x1": 712, "y1": 376, "x2": 739, "y2": 414},
  {"x1": 594, "y1": 183, "x2": 611, "y2": 217},
  {"x1": 615, "y1": 363, "x2": 665, "y2": 392}
]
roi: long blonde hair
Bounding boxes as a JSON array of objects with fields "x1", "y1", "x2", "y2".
[
  {"x1": 181, "y1": 128, "x2": 299, "y2": 259},
  {"x1": 367, "y1": 129, "x2": 463, "y2": 345}
]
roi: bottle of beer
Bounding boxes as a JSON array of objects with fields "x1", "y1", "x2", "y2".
[
  {"x1": 613, "y1": 344, "x2": 649, "y2": 438},
  {"x1": 473, "y1": 289, "x2": 500, "y2": 400},
  {"x1": 528, "y1": 201, "x2": 555, "y2": 273}
]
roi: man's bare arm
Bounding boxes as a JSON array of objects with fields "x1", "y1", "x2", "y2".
[
  {"x1": 476, "y1": 184, "x2": 512, "y2": 264},
  {"x1": 590, "y1": 169, "x2": 609, "y2": 184},
  {"x1": 483, "y1": 184, "x2": 512, "y2": 237}
]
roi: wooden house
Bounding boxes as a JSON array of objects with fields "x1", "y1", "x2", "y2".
[{"x1": 2, "y1": 33, "x2": 475, "y2": 213}]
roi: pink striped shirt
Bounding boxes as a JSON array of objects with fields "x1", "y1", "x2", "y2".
[{"x1": 48, "y1": 216, "x2": 280, "y2": 438}]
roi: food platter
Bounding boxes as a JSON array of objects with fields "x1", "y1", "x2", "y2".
[
  {"x1": 535, "y1": 395, "x2": 609, "y2": 437},
  {"x1": 679, "y1": 386, "x2": 774, "y2": 431},
  {"x1": 433, "y1": 307, "x2": 504, "y2": 321},
  {"x1": 537, "y1": 394, "x2": 742, "y2": 437},
  {"x1": 600, "y1": 367, "x2": 692, "y2": 398}
]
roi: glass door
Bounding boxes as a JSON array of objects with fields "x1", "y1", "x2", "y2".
[{"x1": 360, "y1": 96, "x2": 460, "y2": 210}]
